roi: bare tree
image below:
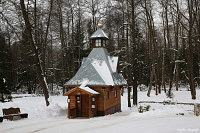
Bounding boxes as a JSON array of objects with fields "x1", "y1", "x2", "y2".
[
  {"x1": 20, "y1": 0, "x2": 50, "y2": 106},
  {"x1": 142, "y1": 0, "x2": 158, "y2": 97},
  {"x1": 186, "y1": 0, "x2": 196, "y2": 99}
]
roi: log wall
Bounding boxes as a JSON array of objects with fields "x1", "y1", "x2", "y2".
[{"x1": 66, "y1": 85, "x2": 122, "y2": 118}]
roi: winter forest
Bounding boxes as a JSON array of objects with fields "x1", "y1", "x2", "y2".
[
  {"x1": 1, "y1": 0, "x2": 200, "y2": 132},
  {"x1": 0, "y1": 0, "x2": 200, "y2": 105}
]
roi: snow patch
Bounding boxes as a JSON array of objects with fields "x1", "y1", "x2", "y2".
[
  {"x1": 46, "y1": 103, "x2": 67, "y2": 117},
  {"x1": 92, "y1": 60, "x2": 114, "y2": 85},
  {"x1": 108, "y1": 56, "x2": 118, "y2": 72},
  {"x1": 1, "y1": 89, "x2": 200, "y2": 133},
  {"x1": 79, "y1": 79, "x2": 99, "y2": 94},
  {"x1": 0, "y1": 96, "x2": 67, "y2": 118},
  {"x1": 79, "y1": 86, "x2": 100, "y2": 95},
  {"x1": 80, "y1": 78, "x2": 89, "y2": 88},
  {"x1": 3, "y1": 78, "x2": 6, "y2": 83}
]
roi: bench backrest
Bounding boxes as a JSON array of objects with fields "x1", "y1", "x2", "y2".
[{"x1": 3, "y1": 108, "x2": 21, "y2": 115}]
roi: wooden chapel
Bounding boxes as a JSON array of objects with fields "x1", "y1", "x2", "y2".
[{"x1": 64, "y1": 24, "x2": 127, "y2": 119}]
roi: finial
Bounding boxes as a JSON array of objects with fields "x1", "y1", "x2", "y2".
[{"x1": 98, "y1": 24, "x2": 103, "y2": 29}]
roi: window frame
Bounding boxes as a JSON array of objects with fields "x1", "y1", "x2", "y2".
[
  {"x1": 95, "y1": 39, "x2": 101, "y2": 47},
  {"x1": 114, "y1": 88, "x2": 117, "y2": 98},
  {"x1": 107, "y1": 91, "x2": 110, "y2": 99}
]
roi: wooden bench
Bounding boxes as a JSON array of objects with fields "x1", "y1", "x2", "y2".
[{"x1": 3, "y1": 107, "x2": 28, "y2": 121}]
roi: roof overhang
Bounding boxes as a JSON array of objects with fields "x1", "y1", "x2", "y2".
[
  {"x1": 64, "y1": 87, "x2": 100, "y2": 96},
  {"x1": 90, "y1": 37, "x2": 109, "y2": 40},
  {"x1": 90, "y1": 28, "x2": 109, "y2": 40}
]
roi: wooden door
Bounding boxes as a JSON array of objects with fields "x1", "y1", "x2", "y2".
[
  {"x1": 81, "y1": 95, "x2": 89, "y2": 117},
  {"x1": 69, "y1": 95, "x2": 77, "y2": 118}
]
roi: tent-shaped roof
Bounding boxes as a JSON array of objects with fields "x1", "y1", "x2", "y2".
[
  {"x1": 64, "y1": 48, "x2": 127, "y2": 86},
  {"x1": 90, "y1": 28, "x2": 109, "y2": 40}
]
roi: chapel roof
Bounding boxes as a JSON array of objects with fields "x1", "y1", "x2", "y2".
[
  {"x1": 90, "y1": 28, "x2": 109, "y2": 40},
  {"x1": 64, "y1": 48, "x2": 127, "y2": 86}
]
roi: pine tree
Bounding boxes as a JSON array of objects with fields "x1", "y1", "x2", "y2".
[{"x1": 0, "y1": 32, "x2": 12, "y2": 102}]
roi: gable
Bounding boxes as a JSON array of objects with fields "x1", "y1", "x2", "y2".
[{"x1": 64, "y1": 87, "x2": 99, "y2": 96}]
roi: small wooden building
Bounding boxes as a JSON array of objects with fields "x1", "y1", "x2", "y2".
[{"x1": 64, "y1": 25, "x2": 127, "y2": 119}]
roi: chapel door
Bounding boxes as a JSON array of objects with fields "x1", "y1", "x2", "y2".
[
  {"x1": 69, "y1": 95, "x2": 77, "y2": 118},
  {"x1": 81, "y1": 95, "x2": 89, "y2": 117}
]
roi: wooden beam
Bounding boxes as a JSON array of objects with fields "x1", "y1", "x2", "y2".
[
  {"x1": 68, "y1": 102, "x2": 70, "y2": 119},
  {"x1": 88, "y1": 95, "x2": 91, "y2": 118},
  {"x1": 139, "y1": 101, "x2": 195, "y2": 105},
  {"x1": 64, "y1": 88, "x2": 99, "y2": 96}
]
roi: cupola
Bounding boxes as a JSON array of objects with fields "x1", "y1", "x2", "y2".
[{"x1": 90, "y1": 24, "x2": 109, "y2": 48}]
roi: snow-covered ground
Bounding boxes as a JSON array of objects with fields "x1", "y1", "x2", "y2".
[{"x1": 0, "y1": 88, "x2": 200, "y2": 133}]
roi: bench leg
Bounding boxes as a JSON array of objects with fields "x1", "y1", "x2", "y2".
[
  {"x1": 0, "y1": 117, "x2": 3, "y2": 122},
  {"x1": 20, "y1": 114, "x2": 28, "y2": 118}
]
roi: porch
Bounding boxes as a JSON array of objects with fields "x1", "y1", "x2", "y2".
[{"x1": 64, "y1": 87, "x2": 99, "y2": 119}]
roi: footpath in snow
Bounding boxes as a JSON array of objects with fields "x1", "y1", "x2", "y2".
[{"x1": 0, "y1": 88, "x2": 200, "y2": 133}]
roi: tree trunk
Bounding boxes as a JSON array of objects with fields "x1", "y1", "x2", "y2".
[
  {"x1": 42, "y1": 0, "x2": 54, "y2": 76},
  {"x1": 20, "y1": 0, "x2": 50, "y2": 106},
  {"x1": 143, "y1": 0, "x2": 157, "y2": 97},
  {"x1": 131, "y1": 0, "x2": 137, "y2": 106},
  {"x1": 187, "y1": 0, "x2": 196, "y2": 99},
  {"x1": 127, "y1": 25, "x2": 131, "y2": 108},
  {"x1": 57, "y1": 0, "x2": 65, "y2": 95},
  {"x1": 174, "y1": 0, "x2": 180, "y2": 91},
  {"x1": 162, "y1": 48, "x2": 166, "y2": 93},
  {"x1": 165, "y1": 0, "x2": 173, "y2": 93},
  {"x1": 147, "y1": 68, "x2": 153, "y2": 97}
]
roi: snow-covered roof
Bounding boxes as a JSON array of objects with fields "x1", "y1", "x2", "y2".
[
  {"x1": 65, "y1": 80, "x2": 99, "y2": 95},
  {"x1": 108, "y1": 56, "x2": 118, "y2": 72},
  {"x1": 65, "y1": 86, "x2": 100, "y2": 95},
  {"x1": 90, "y1": 28, "x2": 109, "y2": 39},
  {"x1": 80, "y1": 87, "x2": 99, "y2": 94},
  {"x1": 92, "y1": 60, "x2": 114, "y2": 85},
  {"x1": 64, "y1": 48, "x2": 127, "y2": 86}
]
